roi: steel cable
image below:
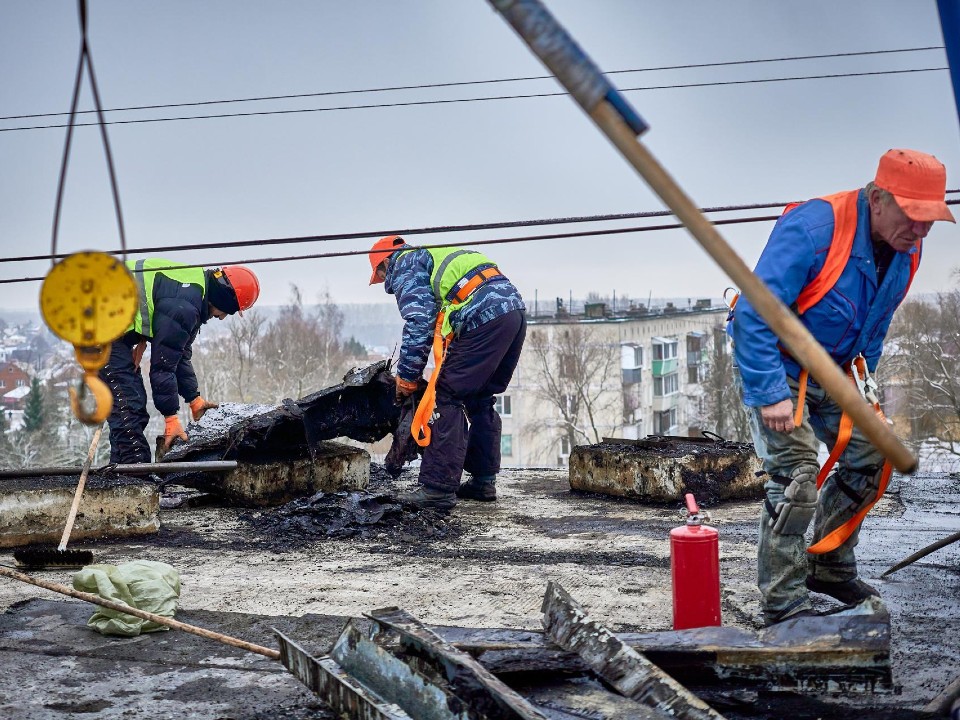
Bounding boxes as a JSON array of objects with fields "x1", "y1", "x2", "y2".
[{"x1": 0, "y1": 45, "x2": 942, "y2": 123}]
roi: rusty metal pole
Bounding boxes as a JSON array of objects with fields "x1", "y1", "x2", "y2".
[{"x1": 487, "y1": 0, "x2": 916, "y2": 473}]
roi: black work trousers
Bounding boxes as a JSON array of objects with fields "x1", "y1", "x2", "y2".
[
  {"x1": 418, "y1": 309, "x2": 526, "y2": 492},
  {"x1": 99, "y1": 333, "x2": 152, "y2": 464}
]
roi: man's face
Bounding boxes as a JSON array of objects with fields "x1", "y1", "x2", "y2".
[
  {"x1": 870, "y1": 189, "x2": 934, "y2": 253},
  {"x1": 209, "y1": 304, "x2": 228, "y2": 320}
]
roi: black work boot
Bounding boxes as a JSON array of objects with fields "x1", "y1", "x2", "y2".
[
  {"x1": 396, "y1": 485, "x2": 457, "y2": 512},
  {"x1": 456, "y1": 475, "x2": 497, "y2": 502},
  {"x1": 805, "y1": 576, "x2": 880, "y2": 605}
]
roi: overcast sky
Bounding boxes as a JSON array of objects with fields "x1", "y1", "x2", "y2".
[{"x1": 1, "y1": 1, "x2": 959, "y2": 313}]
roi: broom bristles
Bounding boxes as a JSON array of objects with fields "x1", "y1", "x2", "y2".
[{"x1": 13, "y1": 547, "x2": 94, "y2": 569}]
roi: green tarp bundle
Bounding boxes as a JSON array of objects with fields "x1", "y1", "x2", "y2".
[{"x1": 73, "y1": 560, "x2": 180, "y2": 637}]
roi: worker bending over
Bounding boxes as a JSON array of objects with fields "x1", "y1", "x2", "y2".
[
  {"x1": 730, "y1": 149, "x2": 954, "y2": 625},
  {"x1": 100, "y1": 259, "x2": 260, "y2": 464},
  {"x1": 369, "y1": 236, "x2": 526, "y2": 511}
]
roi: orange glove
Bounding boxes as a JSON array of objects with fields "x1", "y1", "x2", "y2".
[
  {"x1": 395, "y1": 376, "x2": 419, "y2": 404},
  {"x1": 131, "y1": 341, "x2": 148, "y2": 370},
  {"x1": 189, "y1": 396, "x2": 218, "y2": 422},
  {"x1": 163, "y1": 415, "x2": 188, "y2": 450}
]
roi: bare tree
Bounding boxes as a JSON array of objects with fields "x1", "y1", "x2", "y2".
[
  {"x1": 881, "y1": 285, "x2": 960, "y2": 459},
  {"x1": 191, "y1": 310, "x2": 267, "y2": 403},
  {"x1": 255, "y1": 285, "x2": 349, "y2": 401},
  {"x1": 524, "y1": 325, "x2": 622, "y2": 457},
  {"x1": 228, "y1": 309, "x2": 266, "y2": 401},
  {"x1": 696, "y1": 325, "x2": 751, "y2": 441}
]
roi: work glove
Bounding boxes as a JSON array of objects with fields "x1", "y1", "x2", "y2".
[
  {"x1": 394, "y1": 376, "x2": 419, "y2": 405},
  {"x1": 189, "y1": 396, "x2": 218, "y2": 422},
  {"x1": 770, "y1": 469, "x2": 818, "y2": 536},
  {"x1": 131, "y1": 341, "x2": 148, "y2": 370},
  {"x1": 163, "y1": 415, "x2": 188, "y2": 450}
]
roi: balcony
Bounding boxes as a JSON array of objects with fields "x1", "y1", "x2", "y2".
[
  {"x1": 651, "y1": 394, "x2": 678, "y2": 413},
  {"x1": 652, "y1": 358, "x2": 677, "y2": 376}
]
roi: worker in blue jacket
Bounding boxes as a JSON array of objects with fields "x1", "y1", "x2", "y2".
[
  {"x1": 368, "y1": 236, "x2": 526, "y2": 511},
  {"x1": 730, "y1": 149, "x2": 954, "y2": 625}
]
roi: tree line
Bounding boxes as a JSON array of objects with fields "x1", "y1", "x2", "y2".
[
  {"x1": 4, "y1": 281, "x2": 959, "y2": 470},
  {"x1": 1, "y1": 286, "x2": 364, "y2": 469}
]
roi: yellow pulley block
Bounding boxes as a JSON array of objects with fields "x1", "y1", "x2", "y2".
[{"x1": 39, "y1": 252, "x2": 138, "y2": 425}]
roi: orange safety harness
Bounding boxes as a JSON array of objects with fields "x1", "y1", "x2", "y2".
[
  {"x1": 411, "y1": 267, "x2": 501, "y2": 447},
  {"x1": 800, "y1": 355, "x2": 894, "y2": 554}
]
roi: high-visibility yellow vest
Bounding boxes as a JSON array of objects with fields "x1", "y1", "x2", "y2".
[
  {"x1": 399, "y1": 247, "x2": 497, "y2": 336},
  {"x1": 125, "y1": 259, "x2": 206, "y2": 337}
]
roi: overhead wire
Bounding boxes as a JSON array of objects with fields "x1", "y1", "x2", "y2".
[
  {"x1": 0, "y1": 67, "x2": 947, "y2": 134},
  {"x1": 5, "y1": 190, "x2": 959, "y2": 267},
  {"x1": 5, "y1": 196, "x2": 959, "y2": 286},
  {"x1": 0, "y1": 45, "x2": 942, "y2": 122},
  {"x1": 0, "y1": 201, "x2": 802, "y2": 265},
  {"x1": 4, "y1": 41, "x2": 954, "y2": 287}
]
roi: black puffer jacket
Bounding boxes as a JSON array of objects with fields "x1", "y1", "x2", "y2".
[{"x1": 140, "y1": 272, "x2": 210, "y2": 416}]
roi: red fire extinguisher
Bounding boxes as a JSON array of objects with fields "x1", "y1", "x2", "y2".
[{"x1": 670, "y1": 492, "x2": 721, "y2": 630}]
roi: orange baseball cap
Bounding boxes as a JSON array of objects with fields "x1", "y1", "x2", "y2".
[{"x1": 874, "y1": 149, "x2": 955, "y2": 223}]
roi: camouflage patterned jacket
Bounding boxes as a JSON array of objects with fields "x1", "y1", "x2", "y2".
[{"x1": 383, "y1": 247, "x2": 525, "y2": 382}]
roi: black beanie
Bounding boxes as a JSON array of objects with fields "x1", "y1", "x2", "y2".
[{"x1": 206, "y1": 269, "x2": 240, "y2": 315}]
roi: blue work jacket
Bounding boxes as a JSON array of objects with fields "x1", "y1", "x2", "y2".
[{"x1": 730, "y1": 190, "x2": 918, "y2": 408}]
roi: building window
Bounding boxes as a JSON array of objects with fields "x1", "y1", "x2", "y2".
[
  {"x1": 501, "y1": 434, "x2": 513, "y2": 457},
  {"x1": 621, "y1": 343, "x2": 643, "y2": 368},
  {"x1": 560, "y1": 436, "x2": 571, "y2": 456},
  {"x1": 0, "y1": 380, "x2": 4, "y2": 389},
  {"x1": 16, "y1": 379, "x2": 24, "y2": 387},
  {"x1": 652, "y1": 338, "x2": 678, "y2": 361},
  {"x1": 653, "y1": 372, "x2": 679, "y2": 396},
  {"x1": 620, "y1": 343, "x2": 642, "y2": 384},
  {"x1": 688, "y1": 365, "x2": 700, "y2": 384},
  {"x1": 653, "y1": 408, "x2": 677, "y2": 434},
  {"x1": 494, "y1": 395, "x2": 512, "y2": 417},
  {"x1": 686, "y1": 332, "x2": 705, "y2": 354},
  {"x1": 559, "y1": 353, "x2": 576, "y2": 379}
]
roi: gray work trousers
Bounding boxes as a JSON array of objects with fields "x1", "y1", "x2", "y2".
[{"x1": 738, "y1": 371, "x2": 886, "y2": 623}]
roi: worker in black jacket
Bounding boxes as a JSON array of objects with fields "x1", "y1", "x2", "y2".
[{"x1": 99, "y1": 259, "x2": 260, "y2": 463}]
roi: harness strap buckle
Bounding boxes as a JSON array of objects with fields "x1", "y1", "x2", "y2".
[{"x1": 850, "y1": 354, "x2": 880, "y2": 406}]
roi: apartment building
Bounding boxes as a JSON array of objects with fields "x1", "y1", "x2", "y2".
[{"x1": 497, "y1": 300, "x2": 727, "y2": 467}]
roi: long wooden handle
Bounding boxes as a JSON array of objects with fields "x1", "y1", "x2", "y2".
[
  {"x1": 881, "y1": 530, "x2": 960, "y2": 578},
  {"x1": 0, "y1": 564, "x2": 280, "y2": 660},
  {"x1": 587, "y1": 101, "x2": 916, "y2": 474},
  {"x1": 59, "y1": 424, "x2": 103, "y2": 551}
]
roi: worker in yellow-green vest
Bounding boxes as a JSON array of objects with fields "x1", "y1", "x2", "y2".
[
  {"x1": 368, "y1": 236, "x2": 526, "y2": 512},
  {"x1": 99, "y1": 259, "x2": 260, "y2": 464}
]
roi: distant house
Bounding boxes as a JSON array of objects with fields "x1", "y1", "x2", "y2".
[
  {"x1": 0, "y1": 361, "x2": 30, "y2": 395},
  {"x1": 0, "y1": 385, "x2": 30, "y2": 411}
]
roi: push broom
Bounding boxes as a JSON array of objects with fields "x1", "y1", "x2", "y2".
[{"x1": 13, "y1": 423, "x2": 103, "y2": 569}]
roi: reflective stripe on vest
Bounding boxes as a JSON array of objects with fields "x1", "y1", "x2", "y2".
[
  {"x1": 399, "y1": 247, "x2": 498, "y2": 308},
  {"x1": 125, "y1": 259, "x2": 206, "y2": 337},
  {"x1": 785, "y1": 190, "x2": 921, "y2": 315}
]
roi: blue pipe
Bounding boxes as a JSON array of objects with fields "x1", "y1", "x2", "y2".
[{"x1": 938, "y1": 0, "x2": 960, "y2": 134}]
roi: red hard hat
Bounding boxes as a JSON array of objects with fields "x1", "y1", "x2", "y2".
[
  {"x1": 222, "y1": 265, "x2": 260, "y2": 315},
  {"x1": 368, "y1": 235, "x2": 406, "y2": 284}
]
